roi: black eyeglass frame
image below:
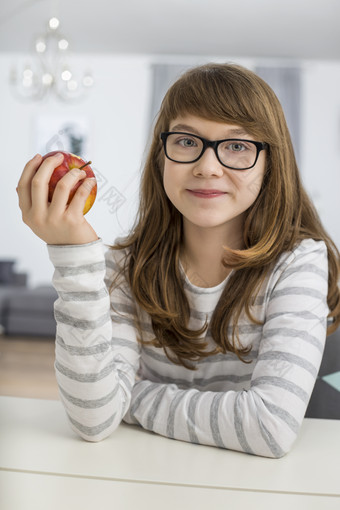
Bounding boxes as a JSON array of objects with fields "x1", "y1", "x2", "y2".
[{"x1": 160, "y1": 131, "x2": 269, "y2": 170}]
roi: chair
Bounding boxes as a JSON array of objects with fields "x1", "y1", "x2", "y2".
[{"x1": 306, "y1": 327, "x2": 340, "y2": 419}]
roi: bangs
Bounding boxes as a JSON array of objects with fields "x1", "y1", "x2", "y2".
[{"x1": 159, "y1": 64, "x2": 283, "y2": 146}]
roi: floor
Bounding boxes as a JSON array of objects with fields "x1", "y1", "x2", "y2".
[{"x1": 0, "y1": 335, "x2": 59, "y2": 400}]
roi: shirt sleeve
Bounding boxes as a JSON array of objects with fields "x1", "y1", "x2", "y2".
[
  {"x1": 123, "y1": 240, "x2": 329, "y2": 458},
  {"x1": 48, "y1": 239, "x2": 141, "y2": 442}
]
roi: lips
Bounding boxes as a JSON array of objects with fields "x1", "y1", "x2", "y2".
[{"x1": 187, "y1": 189, "x2": 227, "y2": 198}]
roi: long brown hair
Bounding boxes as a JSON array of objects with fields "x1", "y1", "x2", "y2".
[{"x1": 112, "y1": 63, "x2": 340, "y2": 369}]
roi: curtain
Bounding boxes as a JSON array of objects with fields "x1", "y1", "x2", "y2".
[
  {"x1": 148, "y1": 63, "x2": 191, "y2": 129},
  {"x1": 255, "y1": 66, "x2": 301, "y2": 164}
]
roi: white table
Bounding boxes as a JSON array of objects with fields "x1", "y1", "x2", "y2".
[{"x1": 0, "y1": 396, "x2": 339, "y2": 510}]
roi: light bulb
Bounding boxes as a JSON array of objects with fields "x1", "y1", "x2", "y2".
[
  {"x1": 23, "y1": 68, "x2": 33, "y2": 79},
  {"x1": 36, "y1": 39, "x2": 46, "y2": 53},
  {"x1": 61, "y1": 69, "x2": 72, "y2": 81},
  {"x1": 42, "y1": 73, "x2": 53, "y2": 85},
  {"x1": 58, "y1": 38, "x2": 69, "y2": 50},
  {"x1": 49, "y1": 17, "x2": 60, "y2": 30}
]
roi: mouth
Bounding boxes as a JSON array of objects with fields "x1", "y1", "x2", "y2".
[{"x1": 187, "y1": 189, "x2": 227, "y2": 198}]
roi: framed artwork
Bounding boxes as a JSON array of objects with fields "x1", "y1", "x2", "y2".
[{"x1": 33, "y1": 114, "x2": 91, "y2": 160}]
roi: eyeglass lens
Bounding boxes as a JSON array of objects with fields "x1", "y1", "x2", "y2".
[{"x1": 165, "y1": 133, "x2": 259, "y2": 169}]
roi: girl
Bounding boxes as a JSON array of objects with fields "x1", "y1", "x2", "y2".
[{"x1": 17, "y1": 63, "x2": 340, "y2": 458}]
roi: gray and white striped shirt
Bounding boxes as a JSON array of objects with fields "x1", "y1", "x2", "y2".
[{"x1": 48, "y1": 237, "x2": 329, "y2": 458}]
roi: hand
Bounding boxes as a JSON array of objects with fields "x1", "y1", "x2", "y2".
[{"x1": 17, "y1": 153, "x2": 99, "y2": 245}]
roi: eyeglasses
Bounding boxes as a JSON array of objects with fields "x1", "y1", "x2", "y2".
[{"x1": 160, "y1": 132, "x2": 268, "y2": 170}]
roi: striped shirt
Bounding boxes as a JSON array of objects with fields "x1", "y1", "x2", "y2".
[{"x1": 48, "y1": 237, "x2": 329, "y2": 458}]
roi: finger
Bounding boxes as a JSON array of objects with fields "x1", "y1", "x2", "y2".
[
  {"x1": 48, "y1": 168, "x2": 87, "y2": 216},
  {"x1": 67, "y1": 177, "x2": 97, "y2": 215},
  {"x1": 16, "y1": 154, "x2": 42, "y2": 211},
  {"x1": 30, "y1": 153, "x2": 65, "y2": 213}
]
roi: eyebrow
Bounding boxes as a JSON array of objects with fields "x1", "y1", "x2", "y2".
[{"x1": 169, "y1": 123, "x2": 251, "y2": 138}]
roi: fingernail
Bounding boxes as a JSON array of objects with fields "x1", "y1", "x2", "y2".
[
  {"x1": 55, "y1": 153, "x2": 64, "y2": 159},
  {"x1": 33, "y1": 153, "x2": 41, "y2": 160}
]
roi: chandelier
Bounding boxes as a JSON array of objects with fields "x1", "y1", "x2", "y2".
[{"x1": 10, "y1": 17, "x2": 94, "y2": 102}]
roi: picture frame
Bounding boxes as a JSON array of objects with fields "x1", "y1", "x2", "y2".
[{"x1": 33, "y1": 114, "x2": 91, "y2": 160}]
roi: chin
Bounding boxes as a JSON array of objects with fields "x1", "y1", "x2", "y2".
[{"x1": 185, "y1": 217, "x2": 231, "y2": 230}]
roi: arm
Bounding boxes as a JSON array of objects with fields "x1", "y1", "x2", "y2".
[
  {"x1": 17, "y1": 154, "x2": 140, "y2": 441},
  {"x1": 48, "y1": 241, "x2": 141, "y2": 441},
  {"x1": 124, "y1": 241, "x2": 329, "y2": 458}
]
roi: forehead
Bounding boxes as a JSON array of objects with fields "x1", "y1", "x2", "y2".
[{"x1": 168, "y1": 115, "x2": 251, "y2": 139}]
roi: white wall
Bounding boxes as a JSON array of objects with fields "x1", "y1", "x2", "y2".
[
  {"x1": 300, "y1": 61, "x2": 340, "y2": 246},
  {"x1": 1, "y1": 54, "x2": 339, "y2": 287}
]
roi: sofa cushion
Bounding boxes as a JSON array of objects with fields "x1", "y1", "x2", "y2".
[
  {"x1": 7, "y1": 286, "x2": 58, "y2": 314},
  {"x1": 3, "y1": 285, "x2": 58, "y2": 337}
]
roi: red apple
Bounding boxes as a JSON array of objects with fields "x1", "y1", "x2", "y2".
[{"x1": 42, "y1": 151, "x2": 97, "y2": 215}]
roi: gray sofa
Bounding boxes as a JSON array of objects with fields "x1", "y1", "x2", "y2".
[
  {"x1": 0, "y1": 260, "x2": 57, "y2": 337},
  {"x1": 5, "y1": 286, "x2": 57, "y2": 337}
]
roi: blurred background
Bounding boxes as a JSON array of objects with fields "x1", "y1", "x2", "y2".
[
  {"x1": 1, "y1": 0, "x2": 340, "y2": 407},
  {"x1": 1, "y1": 0, "x2": 340, "y2": 287}
]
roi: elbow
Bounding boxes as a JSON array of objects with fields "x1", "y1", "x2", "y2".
[
  {"x1": 79, "y1": 432, "x2": 111, "y2": 443},
  {"x1": 274, "y1": 433, "x2": 299, "y2": 458},
  {"x1": 71, "y1": 423, "x2": 116, "y2": 442},
  {"x1": 232, "y1": 411, "x2": 299, "y2": 458},
  {"x1": 67, "y1": 412, "x2": 119, "y2": 442},
  {"x1": 254, "y1": 425, "x2": 299, "y2": 459},
  {"x1": 248, "y1": 440, "x2": 295, "y2": 459},
  {"x1": 267, "y1": 446, "x2": 291, "y2": 459},
  {"x1": 238, "y1": 392, "x2": 302, "y2": 458}
]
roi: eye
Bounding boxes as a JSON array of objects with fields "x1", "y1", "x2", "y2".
[
  {"x1": 228, "y1": 142, "x2": 247, "y2": 152},
  {"x1": 177, "y1": 136, "x2": 198, "y2": 148}
]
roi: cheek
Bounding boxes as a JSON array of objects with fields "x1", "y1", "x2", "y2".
[
  {"x1": 244, "y1": 173, "x2": 265, "y2": 202},
  {"x1": 163, "y1": 164, "x2": 177, "y2": 203},
  {"x1": 163, "y1": 159, "x2": 181, "y2": 191},
  {"x1": 162, "y1": 163, "x2": 170, "y2": 193},
  {"x1": 232, "y1": 159, "x2": 266, "y2": 203}
]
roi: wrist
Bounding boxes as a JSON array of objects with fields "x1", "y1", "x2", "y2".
[{"x1": 47, "y1": 238, "x2": 105, "y2": 267}]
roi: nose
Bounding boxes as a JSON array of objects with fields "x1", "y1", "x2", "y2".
[{"x1": 192, "y1": 146, "x2": 224, "y2": 178}]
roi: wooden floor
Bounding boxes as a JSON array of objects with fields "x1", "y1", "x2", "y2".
[{"x1": 0, "y1": 335, "x2": 59, "y2": 400}]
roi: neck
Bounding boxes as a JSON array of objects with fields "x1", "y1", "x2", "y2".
[{"x1": 181, "y1": 220, "x2": 244, "y2": 288}]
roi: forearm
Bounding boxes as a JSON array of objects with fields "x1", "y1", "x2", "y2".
[
  {"x1": 124, "y1": 380, "x2": 299, "y2": 458},
  {"x1": 49, "y1": 240, "x2": 138, "y2": 441},
  {"x1": 124, "y1": 322, "x2": 325, "y2": 457}
]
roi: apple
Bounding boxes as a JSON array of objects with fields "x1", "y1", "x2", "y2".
[{"x1": 42, "y1": 150, "x2": 97, "y2": 215}]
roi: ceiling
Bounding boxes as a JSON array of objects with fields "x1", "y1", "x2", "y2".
[{"x1": 0, "y1": 0, "x2": 339, "y2": 60}]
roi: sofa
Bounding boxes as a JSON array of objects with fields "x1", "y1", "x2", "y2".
[{"x1": 0, "y1": 259, "x2": 57, "y2": 337}]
